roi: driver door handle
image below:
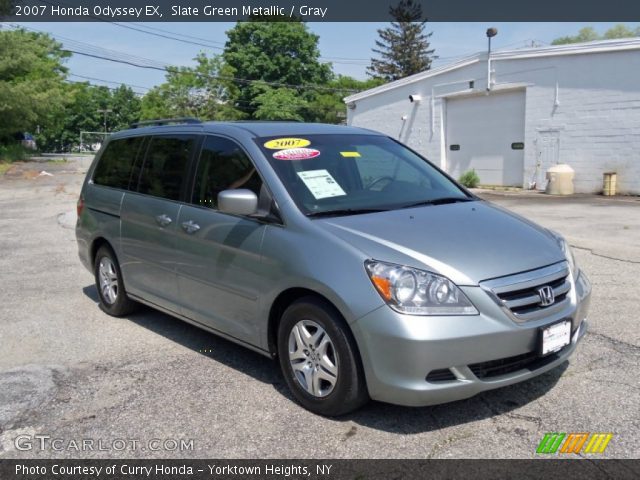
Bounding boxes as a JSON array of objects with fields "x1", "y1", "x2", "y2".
[
  {"x1": 155, "y1": 214, "x2": 172, "y2": 227},
  {"x1": 181, "y1": 220, "x2": 200, "y2": 234}
]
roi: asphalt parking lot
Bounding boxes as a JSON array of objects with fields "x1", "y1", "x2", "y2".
[{"x1": 0, "y1": 157, "x2": 638, "y2": 459}]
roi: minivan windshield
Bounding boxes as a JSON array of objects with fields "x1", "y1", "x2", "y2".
[{"x1": 257, "y1": 134, "x2": 472, "y2": 216}]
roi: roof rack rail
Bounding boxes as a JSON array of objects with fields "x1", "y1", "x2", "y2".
[{"x1": 130, "y1": 117, "x2": 202, "y2": 129}]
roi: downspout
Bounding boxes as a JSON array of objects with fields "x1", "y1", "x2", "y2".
[{"x1": 487, "y1": 38, "x2": 492, "y2": 91}]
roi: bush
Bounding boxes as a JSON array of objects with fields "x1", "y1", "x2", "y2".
[
  {"x1": 0, "y1": 143, "x2": 33, "y2": 163},
  {"x1": 458, "y1": 169, "x2": 480, "y2": 188}
]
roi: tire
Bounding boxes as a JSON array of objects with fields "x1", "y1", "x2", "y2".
[
  {"x1": 277, "y1": 296, "x2": 368, "y2": 416},
  {"x1": 94, "y1": 245, "x2": 137, "y2": 317}
]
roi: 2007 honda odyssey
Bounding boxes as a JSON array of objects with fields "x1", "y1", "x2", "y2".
[{"x1": 76, "y1": 119, "x2": 591, "y2": 416}]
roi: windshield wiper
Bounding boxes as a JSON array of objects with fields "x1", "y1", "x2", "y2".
[
  {"x1": 399, "y1": 197, "x2": 473, "y2": 209},
  {"x1": 306, "y1": 208, "x2": 388, "y2": 218}
]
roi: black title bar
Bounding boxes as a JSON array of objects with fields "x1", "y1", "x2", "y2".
[
  {"x1": 1, "y1": 459, "x2": 640, "y2": 480},
  {"x1": 3, "y1": 0, "x2": 640, "y2": 22}
]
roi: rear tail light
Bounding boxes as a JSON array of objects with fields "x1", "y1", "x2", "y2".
[{"x1": 77, "y1": 195, "x2": 84, "y2": 218}]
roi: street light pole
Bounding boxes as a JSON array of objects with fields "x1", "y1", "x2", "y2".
[
  {"x1": 97, "y1": 109, "x2": 113, "y2": 133},
  {"x1": 486, "y1": 28, "x2": 498, "y2": 92}
]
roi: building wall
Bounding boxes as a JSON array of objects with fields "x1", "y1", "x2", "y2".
[{"x1": 347, "y1": 47, "x2": 640, "y2": 194}]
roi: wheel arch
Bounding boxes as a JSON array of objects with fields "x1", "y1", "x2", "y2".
[
  {"x1": 267, "y1": 288, "x2": 363, "y2": 363},
  {"x1": 90, "y1": 236, "x2": 114, "y2": 264}
]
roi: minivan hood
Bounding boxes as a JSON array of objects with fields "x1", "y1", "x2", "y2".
[{"x1": 317, "y1": 201, "x2": 564, "y2": 285}]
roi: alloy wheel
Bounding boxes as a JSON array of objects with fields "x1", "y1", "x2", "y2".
[{"x1": 288, "y1": 319, "x2": 339, "y2": 397}]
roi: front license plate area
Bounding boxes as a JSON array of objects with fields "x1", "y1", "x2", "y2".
[{"x1": 540, "y1": 320, "x2": 571, "y2": 356}]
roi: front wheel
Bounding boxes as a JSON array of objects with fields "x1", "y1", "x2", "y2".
[
  {"x1": 94, "y1": 245, "x2": 137, "y2": 317},
  {"x1": 277, "y1": 297, "x2": 368, "y2": 416}
]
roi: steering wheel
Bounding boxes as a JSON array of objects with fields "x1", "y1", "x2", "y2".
[{"x1": 365, "y1": 176, "x2": 394, "y2": 191}]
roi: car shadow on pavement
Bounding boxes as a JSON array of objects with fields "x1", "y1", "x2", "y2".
[
  {"x1": 82, "y1": 285, "x2": 283, "y2": 388},
  {"x1": 83, "y1": 285, "x2": 569, "y2": 434},
  {"x1": 346, "y1": 363, "x2": 566, "y2": 433}
]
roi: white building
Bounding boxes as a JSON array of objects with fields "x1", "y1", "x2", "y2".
[{"x1": 344, "y1": 39, "x2": 640, "y2": 194}]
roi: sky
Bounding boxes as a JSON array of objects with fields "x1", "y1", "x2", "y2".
[{"x1": 6, "y1": 21, "x2": 639, "y2": 94}]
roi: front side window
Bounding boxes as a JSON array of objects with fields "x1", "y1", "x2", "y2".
[
  {"x1": 137, "y1": 135, "x2": 195, "y2": 201},
  {"x1": 256, "y1": 134, "x2": 470, "y2": 216},
  {"x1": 92, "y1": 136, "x2": 145, "y2": 190},
  {"x1": 191, "y1": 136, "x2": 261, "y2": 209}
]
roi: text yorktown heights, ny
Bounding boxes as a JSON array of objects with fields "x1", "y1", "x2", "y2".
[
  {"x1": 15, "y1": 463, "x2": 333, "y2": 477},
  {"x1": 17, "y1": 4, "x2": 329, "y2": 19}
]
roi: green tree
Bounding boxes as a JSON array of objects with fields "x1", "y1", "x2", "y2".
[
  {"x1": 368, "y1": 0, "x2": 436, "y2": 81},
  {"x1": 140, "y1": 52, "x2": 243, "y2": 121},
  {"x1": 0, "y1": 29, "x2": 69, "y2": 143},
  {"x1": 603, "y1": 24, "x2": 640, "y2": 39},
  {"x1": 37, "y1": 82, "x2": 110, "y2": 151},
  {"x1": 551, "y1": 24, "x2": 640, "y2": 45},
  {"x1": 222, "y1": 19, "x2": 331, "y2": 118},
  {"x1": 252, "y1": 87, "x2": 308, "y2": 121},
  {"x1": 38, "y1": 83, "x2": 142, "y2": 152},
  {"x1": 110, "y1": 85, "x2": 141, "y2": 131},
  {"x1": 251, "y1": 75, "x2": 383, "y2": 124},
  {"x1": 551, "y1": 27, "x2": 599, "y2": 45}
]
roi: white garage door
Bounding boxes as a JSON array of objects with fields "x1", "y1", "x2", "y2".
[{"x1": 445, "y1": 90, "x2": 526, "y2": 186}]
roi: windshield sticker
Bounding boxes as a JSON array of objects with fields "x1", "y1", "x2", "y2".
[
  {"x1": 340, "y1": 151, "x2": 361, "y2": 158},
  {"x1": 297, "y1": 169, "x2": 346, "y2": 199},
  {"x1": 264, "y1": 138, "x2": 311, "y2": 150},
  {"x1": 273, "y1": 148, "x2": 320, "y2": 161}
]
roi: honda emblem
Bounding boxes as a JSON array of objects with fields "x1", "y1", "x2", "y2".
[{"x1": 538, "y1": 286, "x2": 555, "y2": 306}]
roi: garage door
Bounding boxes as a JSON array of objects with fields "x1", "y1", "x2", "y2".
[{"x1": 445, "y1": 90, "x2": 525, "y2": 186}]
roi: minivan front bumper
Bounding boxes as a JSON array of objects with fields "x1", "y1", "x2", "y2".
[{"x1": 351, "y1": 269, "x2": 591, "y2": 407}]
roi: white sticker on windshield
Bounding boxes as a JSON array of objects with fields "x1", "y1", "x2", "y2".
[{"x1": 297, "y1": 169, "x2": 346, "y2": 199}]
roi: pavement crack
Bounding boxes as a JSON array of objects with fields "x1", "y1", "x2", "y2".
[
  {"x1": 570, "y1": 245, "x2": 640, "y2": 264},
  {"x1": 504, "y1": 412, "x2": 543, "y2": 428},
  {"x1": 595, "y1": 379, "x2": 640, "y2": 392},
  {"x1": 587, "y1": 331, "x2": 640, "y2": 355},
  {"x1": 425, "y1": 430, "x2": 475, "y2": 459},
  {"x1": 577, "y1": 455, "x2": 616, "y2": 478}
]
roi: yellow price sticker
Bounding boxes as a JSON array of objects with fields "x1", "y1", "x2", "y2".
[
  {"x1": 340, "y1": 151, "x2": 361, "y2": 158},
  {"x1": 264, "y1": 138, "x2": 311, "y2": 150}
]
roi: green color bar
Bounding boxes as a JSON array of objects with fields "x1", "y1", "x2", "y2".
[{"x1": 537, "y1": 433, "x2": 566, "y2": 454}]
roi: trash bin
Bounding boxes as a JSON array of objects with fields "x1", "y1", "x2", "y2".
[
  {"x1": 545, "y1": 164, "x2": 575, "y2": 195},
  {"x1": 603, "y1": 172, "x2": 617, "y2": 196}
]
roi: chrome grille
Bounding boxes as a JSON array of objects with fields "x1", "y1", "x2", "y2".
[{"x1": 480, "y1": 262, "x2": 572, "y2": 322}]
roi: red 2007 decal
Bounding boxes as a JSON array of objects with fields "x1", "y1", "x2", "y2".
[{"x1": 273, "y1": 148, "x2": 321, "y2": 161}]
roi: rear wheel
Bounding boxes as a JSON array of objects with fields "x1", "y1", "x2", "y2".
[
  {"x1": 94, "y1": 245, "x2": 137, "y2": 316},
  {"x1": 277, "y1": 297, "x2": 368, "y2": 416}
]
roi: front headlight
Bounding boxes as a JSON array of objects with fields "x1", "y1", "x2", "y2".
[
  {"x1": 549, "y1": 231, "x2": 578, "y2": 277},
  {"x1": 365, "y1": 260, "x2": 478, "y2": 316}
]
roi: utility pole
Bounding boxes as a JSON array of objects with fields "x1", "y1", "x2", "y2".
[{"x1": 97, "y1": 109, "x2": 113, "y2": 133}]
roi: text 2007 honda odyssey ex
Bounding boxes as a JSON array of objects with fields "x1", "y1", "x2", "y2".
[{"x1": 76, "y1": 119, "x2": 591, "y2": 416}]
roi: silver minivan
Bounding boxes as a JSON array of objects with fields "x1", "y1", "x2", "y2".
[{"x1": 76, "y1": 119, "x2": 591, "y2": 416}]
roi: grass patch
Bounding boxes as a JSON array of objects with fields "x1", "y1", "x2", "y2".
[
  {"x1": 0, "y1": 163, "x2": 12, "y2": 175},
  {"x1": 458, "y1": 169, "x2": 480, "y2": 188},
  {"x1": 0, "y1": 143, "x2": 35, "y2": 163}
]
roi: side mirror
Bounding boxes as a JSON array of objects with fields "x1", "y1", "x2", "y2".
[{"x1": 218, "y1": 189, "x2": 258, "y2": 216}]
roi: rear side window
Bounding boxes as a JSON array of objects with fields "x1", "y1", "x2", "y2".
[
  {"x1": 191, "y1": 136, "x2": 261, "y2": 209},
  {"x1": 92, "y1": 136, "x2": 145, "y2": 190},
  {"x1": 137, "y1": 135, "x2": 195, "y2": 201}
]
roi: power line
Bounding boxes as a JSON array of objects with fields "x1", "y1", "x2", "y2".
[
  {"x1": 5, "y1": 23, "x2": 360, "y2": 93},
  {"x1": 111, "y1": 22, "x2": 225, "y2": 50},
  {"x1": 36, "y1": 0, "x2": 371, "y2": 65},
  {"x1": 66, "y1": 79, "x2": 145, "y2": 97},
  {"x1": 68, "y1": 73, "x2": 151, "y2": 91},
  {"x1": 65, "y1": 49, "x2": 359, "y2": 93},
  {"x1": 123, "y1": 22, "x2": 373, "y2": 64}
]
